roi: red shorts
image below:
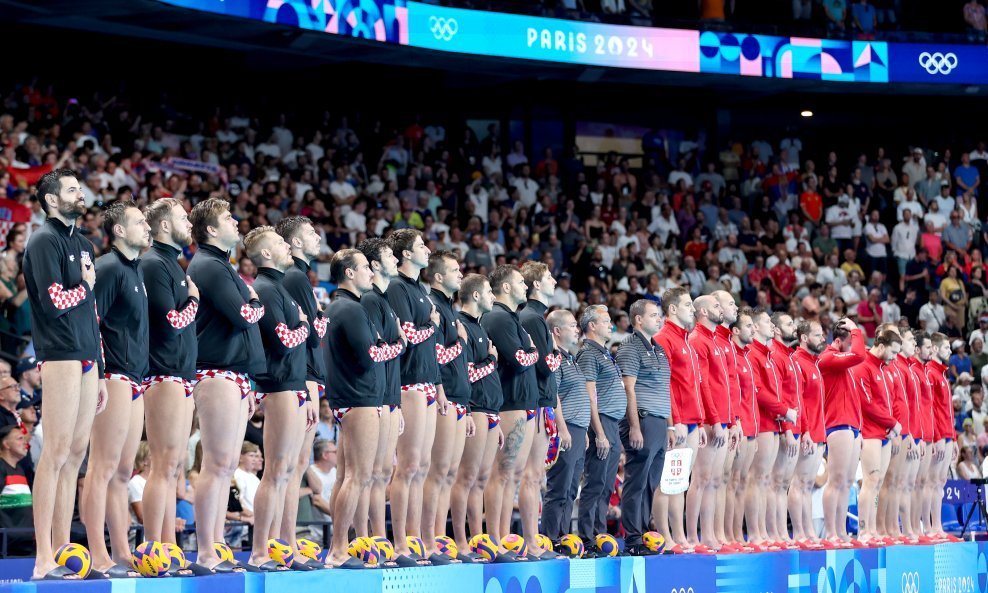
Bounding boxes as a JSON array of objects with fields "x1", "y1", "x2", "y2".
[
  {"x1": 194, "y1": 369, "x2": 252, "y2": 400},
  {"x1": 105, "y1": 373, "x2": 143, "y2": 401},
  {"x1": 142, "y1": 375, "x2": 194, "y2": 398},
  {"x1": 402, "y1": 383, "x2": 438, "y2": 406}
]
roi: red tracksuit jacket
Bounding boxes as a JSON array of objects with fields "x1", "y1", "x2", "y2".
[
  {"x1": 748, "y1": 339, "x2": 788, "y2": 433},
  {"x1": 792, "y1": 348, "x2": 825, "y2": 443},
  {"x1": 858, "y1": 352, "x2": 898, "y2": 440},
  {"x1": 925, "y1": 360, "x2": 954, "y2": 441},
  {"x1": 690, "y1": 324, "x2": 731, "y2": 425},
  {"x1": 820, "y1": 329, "x2": 867, "y2": 430},
  {"x1": 716, "y1": 325, "x2": 742, "y2": 427},
  {"x1": 655, "y1": 322, "x2": 704, "y2": 425},
  {"x1": 734, "y1": 341, "x2": 758, "y2": 437}
]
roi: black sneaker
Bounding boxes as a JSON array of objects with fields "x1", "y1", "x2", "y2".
[{"x1": 624, "y1": 544, "x2": 658, "y2": 556}]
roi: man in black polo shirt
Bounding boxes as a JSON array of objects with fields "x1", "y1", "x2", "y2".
[
  {"x1": 242, "y1": 226, "x2": 311, "y2": 571},
  {"x1": 518, "y1": 261, "x2": 567, "y2": 558},
  {"x1": 24, "y1": 169, "x2": 105, "y2": 581},
  {"x1": 139, "y1": 198, "x2": 199, "y2": 548},
  {"x1": 423, "y1": 251, "x2": 471, "y2": 563},
  {"x1": 616, "y1": 299, "x2": 670, "y2": 555},
  {"x1": 84, "y1": 200, "x2": 150, "y2": 578},
  {"x1": 323, "y1": 249, "x2": 404, "y2": 568},
  {"x1": 451, "y1": 273, "x2": 502, "y2": 557},
  {"x1": 576, "y1": 304, "x2": 627, "y2": 550},
  {"x1": 542, "y1": 309, "x2": 590, "y2": 544},
  {"x1": 481, "y1": 265, "x2": 539, "y2": 555}
]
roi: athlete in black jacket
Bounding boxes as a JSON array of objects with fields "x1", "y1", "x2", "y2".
[
  {"x1": 357, "y1": 238, "x2": 408, "y2": 544},
  {"x1": 422, "y1": 251, "x2": 471, "y2": 563},
  {"x1": 385, "y1": 229, "x2": 439, "y2": 563},
  {"x1": 83, "y1": 201, "x2": 151, "y2": 577},
  {"x1": 186, "y1": 198, "x2": 262, "y2": 573},
  {"x1": 275, "y1": 216, "x2": 328, "y2": 567},
  {"x1": 24, "y1": 170, "x2": 107, "y2": 581},
  {"x1": 480, "y1": 264, "x2": 539, "y2": 553},
  {"x1": 450, "y1": 273, "x2": 504, "y2": 556},
  {"x1": 138, "y1": 198, "x2": 199, "y2": 553},
  {"x1": 517, "y1": 261, "x2": 567, "y2": 559},
  {"x1": 243, "y1": 227, "x2": 313, "y2": 571},
  {"x1": 322, "y1": 249, "x2": 403, "y2": 568}
]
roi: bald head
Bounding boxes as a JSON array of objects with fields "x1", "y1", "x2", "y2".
[
  {"x1": 547, "y1": 309, "x2": 575, "y2": 331},
  {"x1": 713, "y1": 290, "x2": 737, "y2": 325},
  {"x1": 694, "y1": 294, "x2": 723, "y2": 325}
]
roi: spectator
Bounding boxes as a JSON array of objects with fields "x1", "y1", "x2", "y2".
[
  {"x1": 857, "y1": 288, "x2": 883, "y2": 338},
  {"x1": 950, "y1": 341, "x2": 974, "y2": 383},
  {"x1": 955, "y1": 153, "x2": 981, "y2": 197},
  {"x1": 919, "y1": 290, "x2": 946, "y2": 333},
  {"x1": 957, "y1": 442, "x2": 981, "y2": 480},
  {"x1": 965, "y1": 0, "x2": 987, "y2": 43},
  {"x1": 0, "y1": 375, "x2": 21, "y2": 431},
  {"x1": 863, "y1": 210, "x2": 889, "y2": 276},
  {"x1": 233, "y1": 442, "x2": 261, "y2": 518},
  {"x1": 308, "y1": 438, "x2": 337, "y2": 542},
  {"x1": 14, "y1": 358, "x2": 41, "y2": 411},
  {"x1": 825, "y1": 0, "x2": 848, "y2": 35},
  {"x1": 881, "y1": 291, "x2": 901, "y2": 324},
  {"x1": 0, "y1": 425, "x2": 32, "y2": 556},
  {"x1": 851, "y1": 0, "x2": 877, "y2": 38},
  {"x1": 941, "y1": 266, "x2": 969, "y2": 332},
  {"x1": 942, "y1": 211, "x2": 972, "y2": 255},
  {"x1": 972, "y1": 338, "x2": 988, "y2": 382},
  {"x1": 315, "y1": 397, "x2": 337, "y2": 443}
]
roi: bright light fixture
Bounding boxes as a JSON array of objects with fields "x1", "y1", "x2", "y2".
[{"x1": 800, "y1": 110, "x2": 814, "y2": 117}]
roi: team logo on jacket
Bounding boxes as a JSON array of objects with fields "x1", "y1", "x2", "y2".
[
  {"x1": 69, "y1": 255, "x2": 75, "y2": 262},
  {"x1": 180, "y1": 280, "x2": 187, "y2": 287}
]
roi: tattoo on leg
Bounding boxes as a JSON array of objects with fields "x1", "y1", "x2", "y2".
[{"x1": 499, "y1": 419, "x2": 526, "y2": 471}]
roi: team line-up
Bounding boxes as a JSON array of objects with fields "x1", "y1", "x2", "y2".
[{"x1": 23, "y1": 167, "x2": 962, "y2": 580}]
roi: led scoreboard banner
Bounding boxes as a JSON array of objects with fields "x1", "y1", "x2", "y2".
[{"x1": 158, "y1": 0, "x2": 988, "y2": 84}]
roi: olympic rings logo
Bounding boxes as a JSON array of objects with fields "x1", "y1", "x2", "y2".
[
  {"x1": 429, "y1": 16, "x2": 458, "y2": 41},
  {"x1": 901, "y1": 571, "x2": 920, "y2": 593},
  {"x1": 918, "y1": 52, "x2": 958, "y2": 75},
  {"x1": 671, "y1": 588, "x2": 695, "y2": 593}
]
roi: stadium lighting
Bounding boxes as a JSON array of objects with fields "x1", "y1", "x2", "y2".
[{"x1": 800, "y1": 110, "x2": 814, "y2": 117}]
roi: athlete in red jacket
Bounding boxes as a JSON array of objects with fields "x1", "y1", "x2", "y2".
[
  {"x1": 790, "y1": 320, "x2": 827, "y2": 548},
  {"x1": 911, "y1": 333, "x2": 937, "y2": 542},
  {"x1": 926, "y1": 333, "x2": 961, "y2": 542},
  {"x1": 880, "y1": 324, "x2": 916, "y2": 542},
  {"x1": 653, "y1": 287, "x2": 703, "y2": 551},
  {"x1": 818, "y1": 317, "x2": 867, "y2": 545},
  {"x1": 857, "y1": 330, "x2": 902, "y2": 545},
  {"x1": 745, "y1": 310, "x2": 796, "y2": 548},
  {"x1": 713, "y1": 291, "x2": 743, "y2": 548},
  {"x1": 769, "y1": 313, "x2": 800, "y2": 547},
  {"x1": 685, "y1": 295, "x2": 730, "y2": 553},
  {"x1": 728, "y1": 310, "x2": 759, "y2": 549}
]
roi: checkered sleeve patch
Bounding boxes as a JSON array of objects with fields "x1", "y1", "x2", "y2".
[
  {"x1": 467, "y1": 360, "x2": 497, "y2": 383},
  {"x1": 313, "y1": 317, "x2": 328, "y2": 339},
  {"x1": 516, "y1": 349, "x2": 539, "y2": 367},
  {"x1": 166, "y1": 299, "x2": 199, "y2": 329},
  {"x1": 240, "y1": 303, "x2": 265, "y2": 324},
  {"x1": 401, "y1": 321, "x2": 435, "y2": 345},
  {"x1": 436, "y1": 340, "x2": 463, "y2": 365},
  {"x1": 47, "y1": 283, "x2": 87, "y2": 310},
  {"x1": 276, "y1": 322, "x2": 309, "y2": 348},
  {"x1": 369, "y1": 340, "x2": 404, "y2": 363}
]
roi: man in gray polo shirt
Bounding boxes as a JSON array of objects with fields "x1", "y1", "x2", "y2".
[
  {"x1": 575, "y1": 304, "x2": 627, "y2": 551},
  {"x1": 617, "y1": 299, "x2": 670, "y2": 555},
  {"x1": 542, "y1": 309, "x2": 590, "y2": 543}
]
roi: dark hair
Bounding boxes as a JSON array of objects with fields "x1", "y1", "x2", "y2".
[
  {"x1": 731, "y1": 307, "x2": 753, "y2": 331},
  {"x1": 0, "y1": 424, "x2": 19, "y2": 443},
  {"x1": 189, "y1": 197, "x2": 230, "y2": 244},
  {"x1": 144, "y1": 197, "x2": 182, "y2": 236},
  {"x1": 796, "y1": 319, "x2": 816, "y2": 342},
  {"x1": 661, "y1": 286, "x2": 689, "y2": 317},
  {"x1": 4, "y1": 227, "x2": 24, "y2": 248},
  {"x1": 426, "y1": 250, "x2": 457, "y2": 283},
  {"x1": 390, "y1": 228, "x2": 422, "y2": 265},
  {"x1": 36, "y1": 168, "x2": 78, "y2": 214},
  {"x1": 770, "y1": 312, "x2": 789, "y2": 329},
  {"x1": 330, "y1": 248, "x2": 363, "y2": 284},
  {"x1": 275, "y1": 216, "x2": 313, "y2": 245},
  {"x1": 488, "y1": 264, "x2": 518, "y2": 296},
  {"x1": 358, "y1": 237, "x2": 392, "y2": 268},
  {"x1": 629, "y1": 299, "x2": 655, "y2": 326},
  {"x1": 102, "y1": 200, "x2": 140, "y2": 241},
  {"x1": 460, "y1": 273, "x2": 489, "y2": 303},
  {"x1": 832, "y1": 318, "x2": 850, "y2": 341}
]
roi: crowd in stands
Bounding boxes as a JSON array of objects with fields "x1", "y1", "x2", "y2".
[{"x1": 3, "y1": 79, "x2": 988, "y2": 552}]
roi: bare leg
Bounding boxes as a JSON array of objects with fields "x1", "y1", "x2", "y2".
[
  {"x1": 143, "y1": 381, "x2": 191, "y2": 541},
  {"x1": 823, "y1": 430, "x2": 855, "y2": 541},
  {"x1": 107, "y1": 393, "x2": 144, "y2": 565},
  {"x1": 281, "y1": 386, "x2": 318, "y2": 549},
  {"x1": 193, "y1": 379, "x2": 249, "y2": 570},
  {"x1": 453, "y1": 413, "x2": 489, "y2": 549},
  {"x1": 369, "y1": 408, "x2": 400, "y2": 537},
  {"x1": 82, "y1": 380, "x2": 136, "y2": 571},
  {"x1": 733, "y1": 437, "x2": 757, "y2": 542},
  {"x1": 357, "y1": 406, "x2": 392, "y2": 537},
  {"x1": 31, "y1": 362, "x2": 91, "y2": 580},
  {"x1": 748, "y1": 433, "x2": 779, "y2": 544},
  {"x1": 669, "y1": 429, "x2": 700, "y2": 546},
  {"x1": 859, "y1": 439, "x2": 885, "y2": 541},
  {"x1": 324, "y1": 408, "x2": 381, "y2": 566},
  {"x1": 486, "y1": 411, "x2": 527, "y2": 544},
  {"x1": 435, "y1": 414, "x2": 467, "y2": 538},
  {"x1": 422, "y1": 406, "x2": 456, "y2": 552},
  {"x1": 718, "y1": 442, "x2": 737, "y2": 543},
  {"x1": 471, "y1": 422, "x2": 501, "y2": 539},
  {"x1": 500, "y1": 419, "x2": 534, "y2": 540},
  {"x1": 521, "y1": 422, "x2": 549, "y2": 554},
  {"x1": 686, "y1": 425, "x2": 723, "y2": 548},
  {"x1": 390, "y1": 390, "x2": 428, "y2": 556},
  {"x1": 772, "y1": 436, "x2": 799, "y2": 542}
]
